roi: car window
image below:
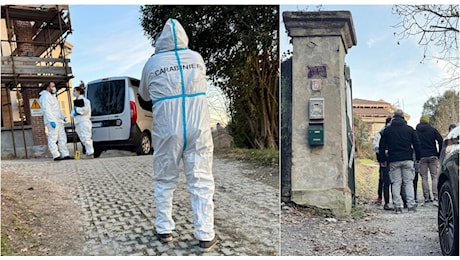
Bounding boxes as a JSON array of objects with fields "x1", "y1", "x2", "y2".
[
  {"x1": 440, "y1": 125, "x2": 460, "y2": 162},
  {"x1": 87, "y1": 80, "x2": 125, "y2": 116},
  {"x1": 445, "y1": 126, "x2": 460, "y2": 155},
  {"x1": 130, "y1": 78, "x2": 140, "y2": 87}
]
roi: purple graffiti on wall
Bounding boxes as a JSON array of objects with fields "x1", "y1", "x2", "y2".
[{"x1": 307, "y1": 65, "x2": 327, "y2": 79}]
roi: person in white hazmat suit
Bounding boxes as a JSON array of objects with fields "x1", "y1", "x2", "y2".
[
  {"x1": 139, "y1": 18, "x2": 216, "y2": 252},
  {"x1": 38, "y1": 82, "x2": 73, "y2": 161},
  {"x1": 70, "y1": 84, "x2": 94, "y2": 159}
]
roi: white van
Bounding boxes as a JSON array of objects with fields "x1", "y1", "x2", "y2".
[{"x1": 86, "y1": 76, "x2": 153, "y2": 158}]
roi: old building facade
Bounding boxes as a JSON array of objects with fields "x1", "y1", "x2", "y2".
[{"x1": 352, "y1": 98, "x2": 410, "y2": 140}]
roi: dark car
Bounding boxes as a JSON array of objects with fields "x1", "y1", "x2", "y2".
[{"x1": 437, "y1": 124, "x2": 459, "y2": 256}]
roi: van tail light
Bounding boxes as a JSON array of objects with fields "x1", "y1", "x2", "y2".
[{"x1": 130, "y1": 101, "x2": 137, "y2": 125}]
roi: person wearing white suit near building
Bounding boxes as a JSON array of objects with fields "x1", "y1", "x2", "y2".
[
  {"x1": 71, "y1": 83, "x2": 94, "y2": 159},
  {"x1": 38, "y1": 81, "x2": 73, "y2": 161}
]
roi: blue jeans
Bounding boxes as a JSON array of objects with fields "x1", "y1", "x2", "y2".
[{"x1": 390, "y1": 160, "x2": 415, "y2": 209}]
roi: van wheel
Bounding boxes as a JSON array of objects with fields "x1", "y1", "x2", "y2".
[
  {"x1": 94, "y1": 148, "x2": 103, "y2": 158},
  {"x1": 137, "y1": 132, "x2": 152, "y2": 155}
]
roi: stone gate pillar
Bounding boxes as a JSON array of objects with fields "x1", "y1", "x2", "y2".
[{"x1": 283, "y1": 11, "x2": 357, "y2": 216}]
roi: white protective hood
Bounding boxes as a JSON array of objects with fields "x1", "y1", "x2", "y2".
[{"x1": 155, "y1": 18, "x2": 189, "y2": 53}]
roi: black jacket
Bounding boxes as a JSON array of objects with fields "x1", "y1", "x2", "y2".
[
  {"x1": 415, "y1": 122, "x2": 443, "y2": 158},
  {"x1": 378, "y1": 116, "x2": 421, "y2": 163}
]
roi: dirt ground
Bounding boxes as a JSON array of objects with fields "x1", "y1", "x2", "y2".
[
  {"x1": 1, "y1": 171, "x2": 86, "y2": 256},
  {"x1": 281, "y1": 161, "x2": 443, "y2": 256}
]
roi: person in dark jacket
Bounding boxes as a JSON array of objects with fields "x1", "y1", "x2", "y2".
[
  {"x1": 415, "y1": 115, "x2": 443, "y2": 203},
  {"x1": 373, "y1": 117, "x2": 393, "y2": 210},
  {"x1": 378, "y1": 109, "x2": 421, "y2": 213}
]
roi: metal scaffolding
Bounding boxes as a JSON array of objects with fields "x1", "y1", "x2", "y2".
[{"x1": 1, "y1": 5, "x2": 74, "y2": 158}]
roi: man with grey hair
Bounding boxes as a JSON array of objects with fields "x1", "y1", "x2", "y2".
[{"x1": 378, "y1": 109, "x2": 421, "y2": 213}]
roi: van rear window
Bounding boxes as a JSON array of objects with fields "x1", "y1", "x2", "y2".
[{"x1": 87, "y1": 80, "x2": 125, "y2": 116}]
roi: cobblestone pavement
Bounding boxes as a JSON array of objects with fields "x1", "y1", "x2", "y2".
[{"x1": 1, "y1": 154, "x2": 280, "y2": 256}]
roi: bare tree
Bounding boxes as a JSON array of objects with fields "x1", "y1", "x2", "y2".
[
  {"x1": 392, "y1": 5, "x2": 459, "y2": 89},
  {"x1": 393, "y1": 5, "x2": 458, "y2": 63}
]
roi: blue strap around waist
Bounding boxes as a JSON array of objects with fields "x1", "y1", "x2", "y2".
[{"x1": 152, "y1": 92, "x2": 206, "y2": 105}]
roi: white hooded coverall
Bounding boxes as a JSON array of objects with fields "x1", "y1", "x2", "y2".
[
  {"x1": 71, "y1": 96, "x2": 94, "y2": 156},
  {"x1": 139, "y1": 18, "x2": 215, "y2": 241},
  {"x1": 38, "y1": 89, "x2": 70, "y2": 159}
]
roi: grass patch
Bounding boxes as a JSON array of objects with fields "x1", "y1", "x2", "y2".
[
  {"x1": 350, "y1": 206, "x2": 367, "y2": 219},
  {"x1": 1, "y1": 236, "x2": 12, "y2": 256},
  {"x1": 358, "y1": 158, "x2": 377, "y2": 166},
  {"x1": 265, "y1": 248, "x2": 278, "y2": 256},
  {"x1": 354, "y1": 158, "x2": 380, "y2": 204},
  {"x1": 214, "y1": 148, "x2": 279, "y2": 166}
]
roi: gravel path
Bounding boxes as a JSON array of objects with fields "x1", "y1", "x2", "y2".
[{"x1": 281, "y1": 201, "x2": 442, "y2": 256}]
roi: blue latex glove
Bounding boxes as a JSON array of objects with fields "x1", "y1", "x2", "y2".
[{"x1": 50, "y1": 122, "x2": 56, "y2": 128}]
